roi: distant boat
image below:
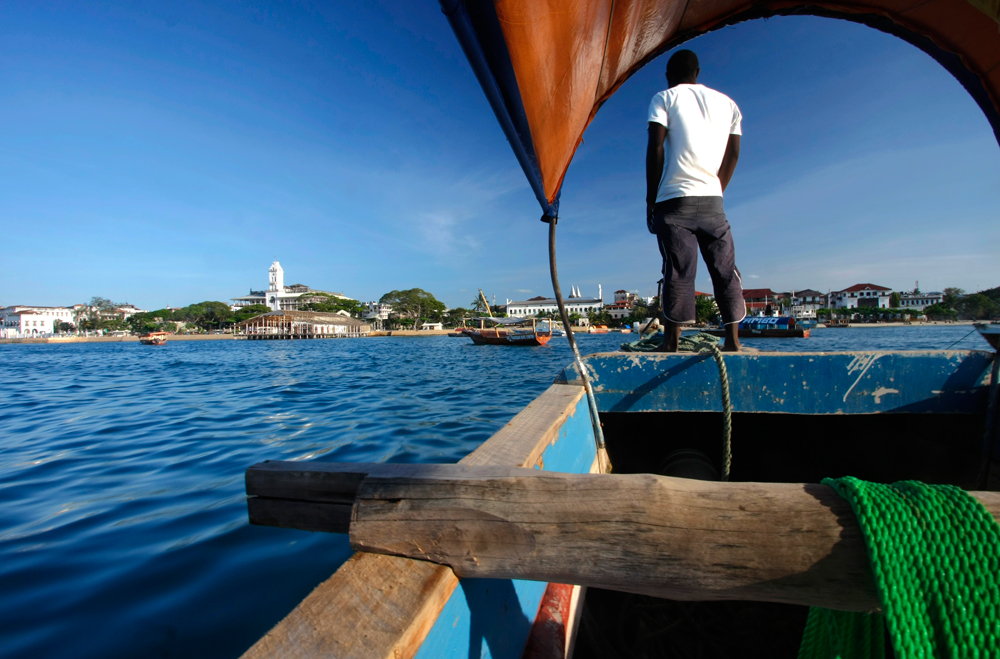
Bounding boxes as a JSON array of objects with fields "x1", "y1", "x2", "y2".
[
  {"x1": 827, "y1": 318, "x2": 850, "y2": 328},
  {"x1": 588, "y1": 325, "x2": 609, "y2": 334},
  {"x1": 138, "y1": 331, "x2": 170, "y2": 346},
  {"x1": 705, "y1": 316, "x2": 809, "y2": 338},
  {"x1": 465, "y1": 317, "x2": 552, "y2": 346}
]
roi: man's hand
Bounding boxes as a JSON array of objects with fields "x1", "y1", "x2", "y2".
[
  {"x1": 718, "y1": 134, "x2": 740, "y2": 192},
  {"x1": 646, "y1": 122, "x2": 667, "y2": 222}
]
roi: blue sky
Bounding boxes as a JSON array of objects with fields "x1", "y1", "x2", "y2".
[{"x1": 2, "y1": 2, "x2": 998, "y2": 310}]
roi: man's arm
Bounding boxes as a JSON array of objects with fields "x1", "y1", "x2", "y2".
[
  {"x1": 646, "y1": 122, "x2": 667, "y2": 218},
  {"x1": 718, "y1": 134, "x2": 740, "y2": 192}
]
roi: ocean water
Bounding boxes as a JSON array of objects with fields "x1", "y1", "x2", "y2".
[{"x1": 0, "y1": 326, "x2": 991, "y2": 659}]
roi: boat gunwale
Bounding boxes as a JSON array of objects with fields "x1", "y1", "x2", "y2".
[{"x1": 240, "y1": 384, "x2": 589, "y2": 659}]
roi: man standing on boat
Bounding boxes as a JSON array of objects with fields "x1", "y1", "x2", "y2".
[{"x1": 646, "y1": 49, "x2": 745, "y2": 352}]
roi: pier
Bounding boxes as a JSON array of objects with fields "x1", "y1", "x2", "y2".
[{"x1": 237, "y1": 310, "x2": 371, "y2": 340}]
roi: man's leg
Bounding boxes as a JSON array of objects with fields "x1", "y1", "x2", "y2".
[
  {"x1": 696, "y1": 207, "x2": 744, "y2": 352},
  {"x1": 655, "y1": 223, "x2": 699, "y2": 352}
]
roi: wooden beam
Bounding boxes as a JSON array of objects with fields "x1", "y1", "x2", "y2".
[
  {"x1": 240, "y1": 384, "x2": 588, "y2": 659},
  {"x1": 251, "y1": 463, "x2": 1000, "y2": 613}
]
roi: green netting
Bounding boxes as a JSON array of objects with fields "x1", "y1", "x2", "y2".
[{"x1": 799, "y1": 477, "x2": 1000, "y2": 659}]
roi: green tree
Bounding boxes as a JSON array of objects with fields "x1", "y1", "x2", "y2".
[
  {"x1": 695, "y1": 296, "x2": 720, "y2": 324},
  {"x1": 889, "y1": 292, "x2": 901, "y2": 307},
  {"x1": 233, "y1": 304, "x2": 271, "y2": 323},
  {"x1": 956, "y1": 294, "x2": 1000, "y2": 320},
  {"x1": 924, "y1": 303, "x2": 957, "y2": 320},
  {"x1": 568, "y1": 312, "x2": 581, "y2": 326},
  {"x1": 942, "y1": 287, "x2": 965, "y2": 308},
  {"x1": 380, "y1": 289, "x2": 446, "y2": 325}
]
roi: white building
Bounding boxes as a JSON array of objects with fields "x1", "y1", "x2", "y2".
[
  {"x1": 787, "y1": 289, "x2": 825, "y2": 319},
  {"x1": 1, "y1": 306, "x2": 75, "y2": 338},
  {"x1": 831, "y1": 283, "x2": 892, "y2": 309},
  {"x1": 898, "y1": 292, "x2": 943, "y2": 311},
  {"x1": 114, "y1": 304, "x2": 148, "y2": 319},
  {"x1": 506, "y1": 286, "x2": 603, "y2": 324},
  {"x1": 362, "y1": 301, "x2": 393, "y2": 330},
  {"x1": 231, "y1": 261, "x2": 353, "y2": 311}
]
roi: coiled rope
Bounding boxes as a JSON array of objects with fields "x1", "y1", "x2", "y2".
[
  {"x1": 546, "y1": 217, "x2": 611, "y2": 474},
  {"x1": 799, "y1": 477, "x2": 1000, "y2": 658}
]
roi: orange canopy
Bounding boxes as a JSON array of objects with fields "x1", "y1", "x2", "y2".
[{"x1": 442, "y1": 0, "x2": 1000, "y2": 216}]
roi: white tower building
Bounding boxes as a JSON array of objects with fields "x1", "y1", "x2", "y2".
[{"x1": 267, "y1": 261, "x2": 285, "y2": 310}]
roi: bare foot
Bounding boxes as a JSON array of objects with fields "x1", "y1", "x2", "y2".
[
  {"x1": 722, "y1": 340, "x2": 741, "y2": 352},
  {"x1": 651, "y1": 342, "x2": 678, "y2": 353}
]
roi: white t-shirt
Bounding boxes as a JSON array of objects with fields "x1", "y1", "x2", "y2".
[{"x1": 647, "y1": 83, "x2": 742, "y2": 201}]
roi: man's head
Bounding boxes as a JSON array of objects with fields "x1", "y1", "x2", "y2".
[{"x1": 666, "y1": 50, "x2": 699, "y2": 87}]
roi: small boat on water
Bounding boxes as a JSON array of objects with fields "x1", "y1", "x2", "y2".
[
  {"x1": 465, "y1": 317, "x2": 552, "y2": 346},
  {"x1": 705, "y1": 316, "x2": 810, "y2": 338},
  {"x1": 827, "y1": 318, "x2": 851, "y2": 328},
  {"x1": 588, "y1": 325, "x2": 609, "y2": 334},
  {"x1": 138, "y1": 331, "x2": 170, "y2": 346}
]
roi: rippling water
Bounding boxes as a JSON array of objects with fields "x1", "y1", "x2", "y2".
[{"x1": 0, "y1": 327, "x2": 991, "y2": 658}]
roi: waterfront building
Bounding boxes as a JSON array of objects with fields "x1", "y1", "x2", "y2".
[
  {"x1": 115, "y1": 305, "x2": 147, "y2": 319},
  {"x1": 1, "y1": 305, "x2": 75, "y2": 338},
  {"x1": 742, "y1": 288, "x2": 779, "y2": 315},
  {"x1": 787, "y1": 289, "x2": 825, "y2": 319},
  {"x1": 237, "y1": 310, "x2": 371, "y2": 339},
  {"x1": 362, "y1": 301, "x2": 394, "y2": 331},
  {"x1": 505, "y1": 286, "x2": 603, "y2": 324},
  {"x1": 831, "y1": 283, "x2": 892, "y2": 309},
  {"x1": 898, "y1": 292, "x2": 944, "y2": 311},
  {"x1": 231, "y1": 261, "x2": 353, "y2": 312},
  {"x1": 420, "y1": 322, "x2": 444, "y2": 331}
]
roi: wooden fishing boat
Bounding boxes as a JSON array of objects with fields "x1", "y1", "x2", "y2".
[
  {"x1": 587, "y1": 325, "x2": 609, "y2": 334},
  {"x1": 465, "y1": 317, "x2": 553, "y2": 346},
  {"x1": 240, "y1": 0, "x2": 1000, "y2": 655},
  {"x1": 827, "y1": 318, "x2": 851, "y2": 328},
  {"x1": 705, "y1": 316, "x2": 810, "y2": 338},
  {"x1": 138, "y1": 331, "x2": 170, "y2": 345},
  {"x1": 244, "y1": 345, "x2": 999, "y2": 658}
]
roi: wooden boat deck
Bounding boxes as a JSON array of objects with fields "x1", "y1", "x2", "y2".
[{"x1": 242, "y1": 384, "x2": 597, "y2": 659}]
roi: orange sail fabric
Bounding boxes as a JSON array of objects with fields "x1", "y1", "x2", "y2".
[{"x1": 449, "y1": 0, "x2": 1000, "y2": 211}]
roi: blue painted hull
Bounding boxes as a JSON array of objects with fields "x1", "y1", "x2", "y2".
[{"x1": 412, "y1": 349, "x2": 996, "y2": 658}]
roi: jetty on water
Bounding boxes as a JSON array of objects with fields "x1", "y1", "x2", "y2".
[{"x1": 237, "y1": 310, "x2": 371, "y2": 340}]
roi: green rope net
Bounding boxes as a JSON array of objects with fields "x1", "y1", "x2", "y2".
[{"x1": 799, "y1": 477, "x2": 1000, "y2": 659}]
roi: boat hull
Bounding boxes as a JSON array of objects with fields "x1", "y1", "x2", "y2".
[
  {"x1": 467, "y1": 329, "x2": 552, "y2": 346},
  {"x1": 245, "y1": 348, "x2": 997, "y2": 659},
  {"x1": 704, "y1": 328, "x2": 809, "y2": 338}
]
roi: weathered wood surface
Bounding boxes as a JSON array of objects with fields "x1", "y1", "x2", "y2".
[
  {"x1": 240, "y1": 384, "x2": 587, "y2": 659},
  {"x1": 252, "y1": 463, "x2": 1000, "y2": 613}
]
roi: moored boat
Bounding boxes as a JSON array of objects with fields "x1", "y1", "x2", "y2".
[
  {"x1": 138, "y1": 331, "x2": 170, "y2": 346},
  {"x1": 465, "y1": 316, "x2": 552, "y2": 346},
  {"x1": 705, "y1": 316, "x2": 810, "y2": 338},
  {"x1": 587, "y1": 325, "x2": 609, "y2": 334}
]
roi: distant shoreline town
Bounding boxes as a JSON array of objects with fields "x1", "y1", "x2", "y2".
[{"x1": 2, "y1": 260, "x2": 998, "y2": 340}]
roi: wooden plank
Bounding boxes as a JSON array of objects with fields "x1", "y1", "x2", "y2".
[
  {"x1": 334, "y1": 467, "x2": 1000, "y2": 613},
  {"x1": 248, "y1": 499, "x2": 353, "y2": 534},
  {"x1": 240, "y1": 384, "x2": 588, "y2": 659}
]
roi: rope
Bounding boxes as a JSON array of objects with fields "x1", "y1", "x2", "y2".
[
  {"x1": 546, "y1": 217, "x2": 611, "y2": 474},
  {"x1": 703, "y1": 342, "x2": 732, "y2": 482},
  {"x1": 620, "y1": 331, "x2": 732, "y2": 480},
  {"x1": 799, "y1": 477, "x2": 1000, "y2": 659},
  {"x1": 943, "y1": 328, "x2": 979, "y2": 350}
]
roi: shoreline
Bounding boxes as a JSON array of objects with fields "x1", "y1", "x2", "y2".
[{"x1": 0, "y1": 321, "x2": 981, "y2": 345}]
